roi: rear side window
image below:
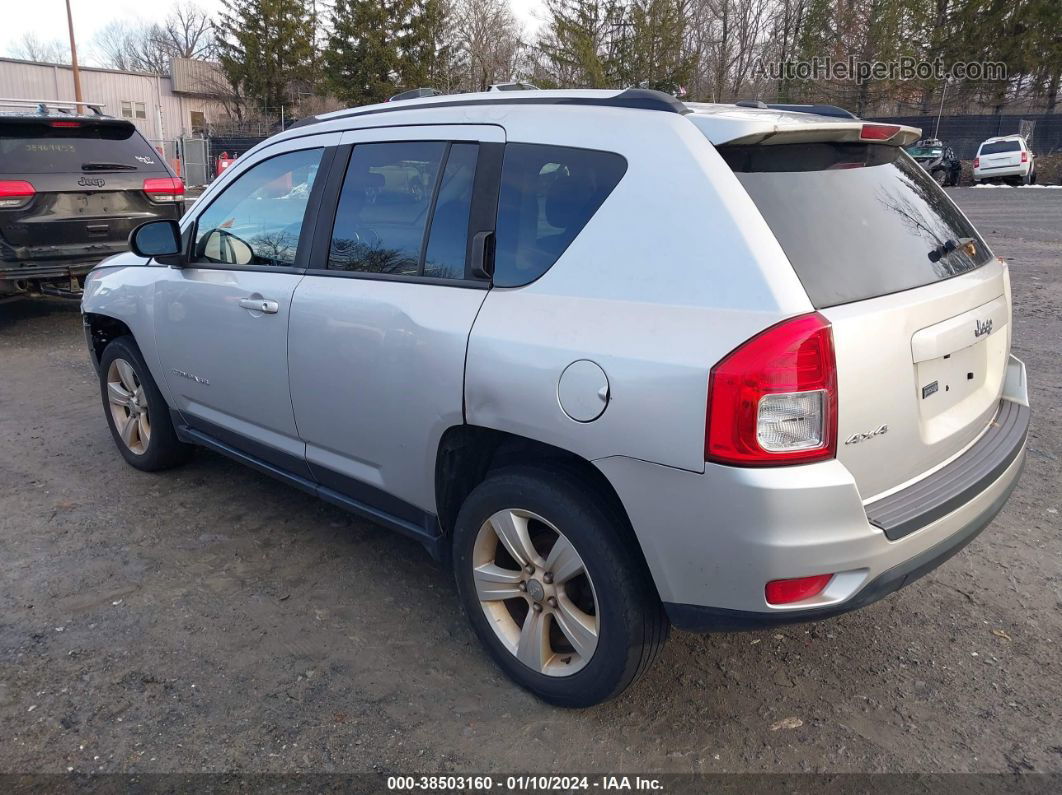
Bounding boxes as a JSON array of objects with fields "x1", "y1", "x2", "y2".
[
  {"x1": 721, "y1": 142, "x2": 992, "y2": 308},
  {"x1": 329, "y1": 141, "x2": 467, "y2": 277},
  {"x1": 493, "y1": 143, "x2": 626, "y2": 287},
  {"x1": 0, "y1": 120, "x2": 166, "y2": 175},
  {"x1": 979, "y1": 141, "x2": 1021, "y2": 155}
]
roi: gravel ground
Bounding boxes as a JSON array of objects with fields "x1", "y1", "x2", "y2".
[{"x1": 0, "y1": 188, "x2": 1059, "y2": 777}]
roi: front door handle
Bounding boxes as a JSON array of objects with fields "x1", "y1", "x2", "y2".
[{"x1": 238, "y1": 297, "x2": 279, "y2": 314}]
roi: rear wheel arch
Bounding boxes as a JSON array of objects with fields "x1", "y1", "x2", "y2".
[{"x1": 434, "y1": 426, "x2": 653, "y2": 581}]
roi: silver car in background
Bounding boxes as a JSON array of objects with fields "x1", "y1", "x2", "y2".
[{"x1": 82, "y1": 89, "x2": 1030, "y2": 707}]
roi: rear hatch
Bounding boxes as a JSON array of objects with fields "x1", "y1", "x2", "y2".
[
  {"x1": 978, "y1": 140, "x2": 1022, "y2": 171},
  {"x1": 0, "y1": 117, "x2": 180, "y2": 263},
  {"x1": 718, "y1": 136, "x2": 1007, "y2": 501}
]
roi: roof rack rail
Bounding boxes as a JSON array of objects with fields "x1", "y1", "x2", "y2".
[
  {"x1": 0, "y1": 98, "x2": 108, "y2": 116},
  {"x1": 291, "y1": 88, "x2": 688, "y2": 130}
]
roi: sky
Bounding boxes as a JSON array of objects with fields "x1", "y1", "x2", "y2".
[{"x1": 1, "y1": 0, "x2": 547, "y2": 67}]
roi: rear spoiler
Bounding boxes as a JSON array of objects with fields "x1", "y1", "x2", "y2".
[{"x1": 724, "y1": 122, "x2": 922, "y2": 147}]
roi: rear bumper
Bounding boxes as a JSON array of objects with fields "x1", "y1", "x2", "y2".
[
  {"x1": 973, "y1": 164, "x2": 1030, "y2": 179},
  {"x1": 596, "y1": 355, "x2": 1030, "y2": 631}
]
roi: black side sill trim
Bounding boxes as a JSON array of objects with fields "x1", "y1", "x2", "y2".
[
  {"x1": 291, "y1": 89, "x2": 688, "y2": 130},
  {"x1": 173, "y1": 420, "x2": 444, "y2": 558},
  {"x1": 865, "y1": 399, "x2": 1030, "y2": 541},
  {"x1": 665, "y1": 450, "x2": 1024, "y2": 633}
]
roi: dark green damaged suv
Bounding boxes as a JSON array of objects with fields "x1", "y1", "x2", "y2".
[{"x1": 1, "y1": 104, "x2": 184, "y2": 301}]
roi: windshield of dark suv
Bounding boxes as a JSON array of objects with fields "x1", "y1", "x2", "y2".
[
  {"x1": 0, "y1": 119, "x2": 167, "y2": 174},
  {"x1": 906, "y1": 146, "x2": 943, "y2": 157},
  {"x1": 720, "y1": 142, "x2": 992, "y2": 308}
]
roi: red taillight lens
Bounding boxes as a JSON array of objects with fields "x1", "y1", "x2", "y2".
[
  {"x1": 0, "y1": 179, "x2": 35, "y2": 208},
  {"x1": 706, "y1": 313, "x2": 837, "y2": 466},
  {"x1": 1021, "y1": 151, "x2": 1028, "y2": 163},
  {"x1": 765, "y1": 574, "x2": 833, "y2": 605},
  {"x1": 142, "y1": 177, "x2": 185, "y2": 203},
  {"x1": 49, "y1": 120, "x2": 81, "y2": 128},
  {"x1": 974, "y1": 157, "x2": 980, "y2": 168},
  {"x1": 860, "y1": 123, "x2": 900, "y2": 141}
]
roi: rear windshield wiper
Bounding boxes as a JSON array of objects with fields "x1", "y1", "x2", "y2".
[{"x1": 82, "y1": 162, "x2": 137, "y2": 171}]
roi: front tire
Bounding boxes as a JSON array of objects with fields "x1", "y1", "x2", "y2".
[
  {"x1": 99, "y1": 336, "x2": 192, "y2": 471},
  {"x1": 452, "y1": 467, "x2": 667, "y2": 707}
]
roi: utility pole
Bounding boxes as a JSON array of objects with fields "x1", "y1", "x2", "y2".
[{"x1": 65, "y1": 0, "x2": 84, "y2": 113}]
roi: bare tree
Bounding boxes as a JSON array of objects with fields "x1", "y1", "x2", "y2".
[
  {"x1": 92, "y1": 2, "x2": 216, "y2": 73},
  {"x1": 7, "y1": 32, "x2": 69, "y2": 64},
  {"x1": 453, "y1": 0, "x2": 527, "y2": 92}
]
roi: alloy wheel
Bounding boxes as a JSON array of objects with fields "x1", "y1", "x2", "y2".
[
  {"x1": 472, "y1": 509, "x2": 599, "y2": 676},
  {"x1": 106, "y1": 358, "x2": 151, "y2": 454}
]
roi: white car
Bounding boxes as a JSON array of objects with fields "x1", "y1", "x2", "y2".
[{"x1": 973, "y1": 135, "x2": 1036, "y2": 185}]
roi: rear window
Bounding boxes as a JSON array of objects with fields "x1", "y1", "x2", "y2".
[
  {"x1": 906, "y1": 146, "x2": 943, "y2": 157},
  {"x1": 978, "y1": 140, "x2": 1021, "y2": 155},
  {"x1": 493, "y1": 143, "x2": 626, "y2": 287},
  {"x1": 0, "y1": 120, "x2": 166, "y2": 175},
  {"x1": 721, "y1": 142, "x2": 992, "y2": 308}
]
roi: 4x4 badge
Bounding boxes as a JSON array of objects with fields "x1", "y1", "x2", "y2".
[
  {"x1": 77, "y1": 176, "x2": 105, "y2": 188},
  {"x1": 845, "y1": 424, "x2": 888, "y2": 445}
]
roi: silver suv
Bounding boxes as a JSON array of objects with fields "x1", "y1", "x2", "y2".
[{"x1": 82, "y1": 90, "x2": 1030, "y2": 707}]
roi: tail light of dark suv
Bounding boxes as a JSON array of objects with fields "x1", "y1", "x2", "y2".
[
  {"x1": 0, "y1": 180, "x2": 35, "y2": 209},
  {"x1": 143, "y1": 177, "x2": 185, "y2": 204},
  {"x1": 706, "y1": 312, "x2": 838, "y2": 466}
]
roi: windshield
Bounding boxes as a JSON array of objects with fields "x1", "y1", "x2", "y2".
[
  {"x1": 0, "y1": 120, "x2": 167, "y2": 175},
  {"x1": 906, "y1": 146, "x2": 943, "y2": 157},
  {"x1": 720, "y1": 142, "x2": 992, "y2": 308}
]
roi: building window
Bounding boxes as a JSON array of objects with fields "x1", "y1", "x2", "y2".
[
  {"x1": 121, "y1": 101, "x2": 147, "y2": 120},
  {"x1": 190, "y1": 111, "x2": 206, "y2": 135}
]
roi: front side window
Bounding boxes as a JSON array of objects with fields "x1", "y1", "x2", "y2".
[
  {"x1": 193, "y1": 147, "x2": 322, "y2": 268},
  {"x1": 492, "y1": 143, "x2": 627, "y2": 287}
]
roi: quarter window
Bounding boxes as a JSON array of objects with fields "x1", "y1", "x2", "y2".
[
  {"x1": 192, "y1": 148, "x2": 323, "y2": 268},
  {"x1": 492, "y1": 143, "x2": 627, "y2": 287}
]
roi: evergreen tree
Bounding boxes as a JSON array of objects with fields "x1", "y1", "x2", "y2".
[
  {"x1": 627, "y1": 0, "x2": 695, "y2": 95},
  {"x1": 325, "y1": 0, "x2": 448, "y2": 105},
  {"x1": 215, "y1": 0, "x2": 316, "y2": 116},
  {"x1": 538, "y1": 0, "x2": 624, "y2": 88},
  {"x1": 324, "y1": 0, "x2": 399, "y2": 105}
]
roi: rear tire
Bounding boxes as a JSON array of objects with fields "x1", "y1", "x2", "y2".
[
  {"x1": 452, "y1": 466, "x2": 667, "y2": 707},
  {"x1": 99, "y1": 336, "x2": 192, "y2": 472}
]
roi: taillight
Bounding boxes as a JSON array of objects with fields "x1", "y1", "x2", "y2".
[
  {"x1": 0, "y1": 179, "x2": 35, "y2": 209},
  {"x1": 765, "y1": 574, "x2": 833, "y2": 605},
  {"x1": 49, "y1": 120, "x2": 81, "y2": 128},
  {"x1": 974, "y1": 157, "x2": 980, "y2": 168},
  {"x1": 860, "y1": 123, "x2": 900, "y2": 141},
  {"x1": 706, "y1": 313, "x2": 837, "y2": 466},
  {"x1": 1021, "y1": 151, "x2": 1028, "y2": 163},
  {"x1": 143, "y1": 177, "x2": 185, "y2": 203}
]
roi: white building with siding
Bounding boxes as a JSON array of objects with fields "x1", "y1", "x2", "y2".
[{"x1": 0, "y1": 57, "x2": 230, "y2": 144}]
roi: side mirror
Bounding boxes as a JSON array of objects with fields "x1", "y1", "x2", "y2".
[{"x1": 129, "y1": 219, "x2": 183, "y2": 263}]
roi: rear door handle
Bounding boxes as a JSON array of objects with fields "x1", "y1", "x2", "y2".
[{"x1": 238, "y1": 297, "x2": 279, "y2": 314}]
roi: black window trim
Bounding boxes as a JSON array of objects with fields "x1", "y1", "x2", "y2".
[
  {"x1": 304, "y1": 138, "x2": 504, "y2": 289},
  {"x1": 185, "y1": 145, "x2": 334, "y2": 275}
]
